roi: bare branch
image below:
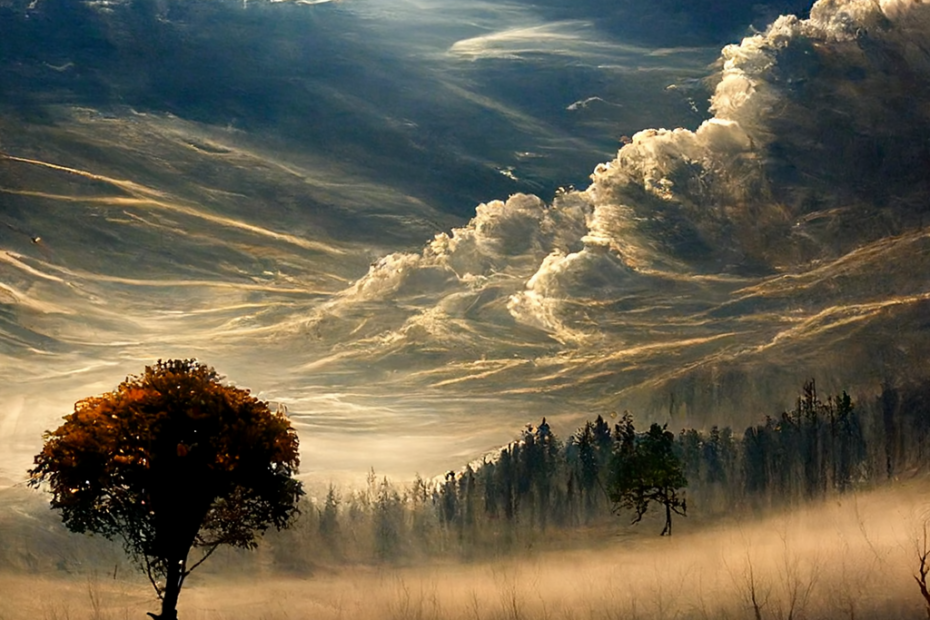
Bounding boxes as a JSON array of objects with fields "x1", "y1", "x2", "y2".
[
  {"x1": 141, "y1": 552, "x2": 163, "y2": 601},
  {"x1": 185, "y1": 542, "x2": 222, "y2": 576},
  {"x1": 914, "y1": 523, "x2": 930, "y2": 620}
]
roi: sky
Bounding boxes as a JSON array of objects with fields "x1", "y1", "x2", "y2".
[{"x1": 1, "y1": 0, "x2": 929, "y2": 489}]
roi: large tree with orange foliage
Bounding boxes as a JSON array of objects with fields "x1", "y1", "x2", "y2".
[{"x1": 29, "y1": 359, "x2": 304, "y2": 620}]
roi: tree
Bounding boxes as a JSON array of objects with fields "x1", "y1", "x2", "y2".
[
  {"x1": 608, "y1": 416, "x2": 687, "y2": 536},
  {"x1": 572, "y1": 421, "x2": 601, "y2": 520},
  {"x1": 28, "y1": 359, "x2": 303, "y2": 620},
  {"x1": 373, "y1": 476, "x2": 404, "y2": 562},
  {"x1": 319, "y1": 483, "x2": 342, "y2": 557}
]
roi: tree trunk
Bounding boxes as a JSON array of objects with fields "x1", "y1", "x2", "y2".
[
  {"x1": 149, "y1": 488, "x2": 212, "y2": 620},
  {"x1": 159, "y1": 558, "x2": 185, "y2": 620},
  {"x1": 661, "y1": 501, "x2": 672, "y2": 536}
]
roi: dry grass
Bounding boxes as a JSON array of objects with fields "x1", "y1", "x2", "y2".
[{"x1": 2, "y1": 481, "x2": 930, "y2": 620}]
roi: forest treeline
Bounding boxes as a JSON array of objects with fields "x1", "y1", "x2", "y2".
[{"x1": 259, "y1": 378, "x2": 930, "y2": 568}]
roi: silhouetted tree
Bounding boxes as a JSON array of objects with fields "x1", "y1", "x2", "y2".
[
  {"x1": 319, "y1": 484, "x2": 341, "y2": 557},
  {"x1": 534, "y1": 418, "x2": 561, "y2": 529},
  {"x1": 458, "y1": 465, "x2": 478, "y2": 552},
  {"x1": 568, "y1": 417, "x2": 611, "y2": 522},
  {"x1": 705, "y1": 426, "x2": 726, "y2": 484},
  {"x1": 480, "y1": 458, "x2": 500, "y2": 521},
  {"x1": 516, "y1": 424, "x2": 538, "y2": 524},
  {"x1": 743, "y1": 422, "x2": 769, "y2": 498},
  {"x1": 29, "y1": 360, "x2": 303, "y2": 620},
  {"x1": 832, "y1": 391, "x2": 865, "y2": 492},
  {"x1": 880, "y1": 383, "x2": 900, "y2": 479},
  {"x1": 799, "y1": 380, "x2": 826, "y2": 498},
  {"x1": 374, "y1": 477, "x2": 404, "y2": 561},
  {"x1": 678, "y1": 428, "x2": 704, "y2": 486},
  {"x1": 499, "y1": 444, "x2": 517, "y2": 521},
  {"x1": 410, "y1": 474, "x2": 438, "y2": 554},
  {"x1": 608, "y1": 416, "x2": 688, "y2": 536}
]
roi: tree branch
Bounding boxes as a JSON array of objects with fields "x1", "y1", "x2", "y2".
[
  {"x1": 915, "y1": 523, "x2": 930, "y2": 620},
  {"x1": 141, "y1": 552, "x2": 163, "y2": 601},
  {"x1": 185, "y1": 542, "x2": 222, "y2": 576}
]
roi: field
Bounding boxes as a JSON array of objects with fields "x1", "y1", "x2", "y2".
[{"x1": 2, "y1": 480, "x2": 930, "y2": 620}]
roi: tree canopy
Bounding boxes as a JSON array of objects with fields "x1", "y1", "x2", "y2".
[
  {"x1": 608, "y1": 414, "x2": 687, "y2": 536},
  {"x1": 29, "y1": 359, "x2": 303, "y2": 620}
]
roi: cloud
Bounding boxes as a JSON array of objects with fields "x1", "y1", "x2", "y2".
[
  {"x1": 6, "y1": 0, "x2": 930, "y2": 482},
  {"x1": 312, "y1": 0, "x2": 930, "y2": 362},
  {"x1": 447, "y1": 21, "x2": 646, "y2": 62},
  {"x1": 506, "y1": 245, "x2": 634, "y2": 344},
  {"x1": 584, "y1": 0, "x2": 930, "y2": 271}
]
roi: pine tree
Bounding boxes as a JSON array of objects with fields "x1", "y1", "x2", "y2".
[
  {"x1": 608, "y1": 417, "x2": 688, "y2": 536},
  {"x1": 374, "y1": 477, "x2": 404, "y2": 562},
  {"x1": 319, "y1": 484, "x2": 341, "y2": 557}
]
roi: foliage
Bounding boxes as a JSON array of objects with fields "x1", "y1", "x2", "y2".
[
  {"x1": 29, "y1": 359, "x2": 303, "y2": 619},
  {"x1": 607, "y1": 415, "x2": 687, "y2": 536},
  {"x1": 24, "y1": 375, "x2": 913, "y2": 571},
  {"x1": 741, "y1": 380, "x2": 867, "y2": 504},
  {"x1": 258, "y1": 379, "x2": 925, "y2": 565},
  {"x1": 282, "y1": 379, "x2": 922, "y2": 564}
]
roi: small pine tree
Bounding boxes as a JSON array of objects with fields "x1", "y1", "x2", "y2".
[
  {"x1": 319, "y1": 484, "x2": 341, "y2": 557},
  {"x1": 608, "y1": 418, "x2": 687, "y2": 536}
]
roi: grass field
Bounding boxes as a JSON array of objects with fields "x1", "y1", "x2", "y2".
[{"x1": 2, "y1": 481, "x2": 929, "y2": 620}]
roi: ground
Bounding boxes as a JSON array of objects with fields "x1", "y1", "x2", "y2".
[{"x1": 2, "y1": 480, "x2": 928, "y2": 620}]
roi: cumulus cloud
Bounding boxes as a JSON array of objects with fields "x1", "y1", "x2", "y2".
[
  {"x1": 427, "y1": 193, "x2": 587, "y2": 275},
  {"x1": 582, "y1": 0, "x2": 930, "y2": 275},
  {"x1": 300, "y1": 0, "x2": 930, "y2": 388},
  {"x1": 506, "y1": 245, "x2": 635, "y2": 344},
  {"x1": 300, "y1": 193, "x2": 589, "y2": 347}
]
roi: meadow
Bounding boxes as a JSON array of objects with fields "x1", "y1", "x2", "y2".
[{"x1": 2, "y1": 479, "x2": 929, "y2": 620}]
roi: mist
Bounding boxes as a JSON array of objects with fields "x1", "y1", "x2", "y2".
[{"x1": 3, "y1": 480, "x2": 930, "y2": 619}]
